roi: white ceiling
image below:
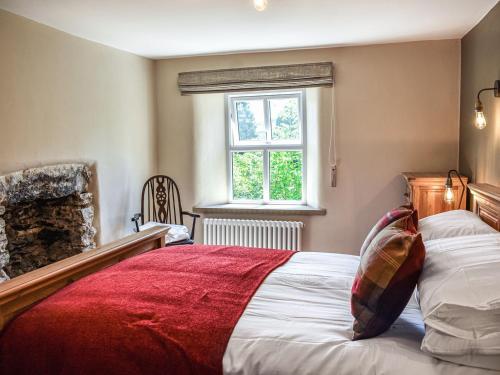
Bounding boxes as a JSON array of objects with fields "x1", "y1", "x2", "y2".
[{"x1": 0, "y1": 0, "x2": 498, "y2": 59}]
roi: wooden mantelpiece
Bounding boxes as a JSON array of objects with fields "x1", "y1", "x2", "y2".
[
  {"x1": 402, "y1": 172, "x2": 468, "y2": 219},
  {"x1": 0, "y1": 226, "x2": 168, "y2": 331},
  {"x1": 468, "y1": 183, "x2": 500, "y2": 231}
]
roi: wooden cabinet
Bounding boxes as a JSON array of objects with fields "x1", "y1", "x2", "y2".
[
  {"x1": 402, "y1": 172, "x2": 468, "y2": 219},
  {"x1": 468, "y1": 183, "x2": 500, "y2": 231}
]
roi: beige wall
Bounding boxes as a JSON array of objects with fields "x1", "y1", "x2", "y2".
[
  {"x1": 0, "y1": 8, "x2": 462, "y2": 253},
  {"x1": 156, "y1": 40, "x2": 461, "y2": 254},
  {"x1": 0, "y1": 10, "x2": 157, "y2": 244},
  {"x1": 459, "y1": 2, "x2": 500, "y2": 186}
]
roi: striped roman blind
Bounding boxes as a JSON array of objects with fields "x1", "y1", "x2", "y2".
[{"x1": 177, "y1": 62, "x2": 334, "y2": 95}]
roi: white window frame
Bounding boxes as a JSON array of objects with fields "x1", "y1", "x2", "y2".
[{"x1": 225, "y1": 90, "x2": 307, "y2": 205}]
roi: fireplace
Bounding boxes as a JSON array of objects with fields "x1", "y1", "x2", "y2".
[{"x1": 0, "y1": 164, "x2": 96, "y2": 282}]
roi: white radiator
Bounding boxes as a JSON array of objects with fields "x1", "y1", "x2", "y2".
[{"x1": 203, "y1": 218, "x2": 304, "y2": 251}]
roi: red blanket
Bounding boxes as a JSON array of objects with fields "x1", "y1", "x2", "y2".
[{"x1": 0, "y1": 245, "x2": 293, "y2": 375}]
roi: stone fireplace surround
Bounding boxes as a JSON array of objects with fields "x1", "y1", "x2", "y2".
[{"x1": 0, "y1": 164, "x2": 96, "y2": 282}]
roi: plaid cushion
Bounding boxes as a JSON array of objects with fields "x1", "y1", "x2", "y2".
[
  {"x1": 351, "y1": 215, "x2": 425, "y2": 340},
  {"x1": 359, "y1": 204, "x2": 418, "y2": 256}
]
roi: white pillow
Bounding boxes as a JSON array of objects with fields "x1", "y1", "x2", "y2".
[
  {"x1": 139, "y1": 222, "x2": 190, "y2": 243},
  {"x1": 418, "y1": 233, "x2": 500, "y2": 369},
  {"x1": 422, "y1": 327, "x2": 500, "y2": 370},
  {"x1": 418, "y1": 210, "x2": 496, "y2": 242}
]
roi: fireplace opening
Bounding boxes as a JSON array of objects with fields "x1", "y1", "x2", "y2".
[{"x1": 0, "y1": 164, "x2": 96, "y2": 281}]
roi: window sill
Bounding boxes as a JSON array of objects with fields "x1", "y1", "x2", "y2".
[{"x1": 193, "y1": 203, "x2": 326, "y2": 216}]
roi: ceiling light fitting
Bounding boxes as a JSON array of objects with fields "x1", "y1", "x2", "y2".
[{"x1": 253, "y1": 0, "x2": 268, "y2": 11}]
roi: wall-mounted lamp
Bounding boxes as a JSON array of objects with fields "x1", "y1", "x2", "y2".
[
  {"x1": 474, "y1": 80, "x2": 500, "y2": 129},
  {"x1": 253, "y1": 0, "x2": 268, "y2": 11},
  {"x1": 444, "y1": 169, "x2": 466, "y2": 208}
]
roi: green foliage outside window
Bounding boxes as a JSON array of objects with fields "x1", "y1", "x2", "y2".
[
  {"x1": 271, "y1": 99, "x2": 300, "y2": 141},
  {"x1": 231, "y1": 94, "x2": 303, "y2": 202},
  {"x1": 232, "y1": 152, "x2": 263, "y2": 200},
  {"x1": 236, "y1": 101, "x2": 258, "y2": 141},
  {"x1": 232, "y1": 151, "x2": 303, "y2": 201},
  {"x1": 270, "y1": 151, "x2": 302, "y2": 201}
]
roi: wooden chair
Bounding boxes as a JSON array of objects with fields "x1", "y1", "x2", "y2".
[{"x1": 131, "y1": 175, "x2": 200, "y2": 245}]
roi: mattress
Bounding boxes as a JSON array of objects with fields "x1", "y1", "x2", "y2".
[{"x1": 223, "y1": 251, "x2": 498, "y2": 375}]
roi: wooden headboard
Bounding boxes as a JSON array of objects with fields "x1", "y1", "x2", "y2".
[
  {"x1": 0, "y1": 226, "x2": 168, "y2": 330},
  {"x1": 468, "y1": 183, "x2": 500, "y2": 231}
]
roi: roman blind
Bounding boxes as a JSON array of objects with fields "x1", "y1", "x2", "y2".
[{"x1": 177, "y1": 62, "x2": 333, "y2": 95}]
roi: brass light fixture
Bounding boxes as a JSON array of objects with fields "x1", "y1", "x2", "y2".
[
  {"x1": 444, "y1": 169, "x2": 465, "y2": 208},
  {"x1": 474, "y1": 80, "x2": 500, "y2": 129}
]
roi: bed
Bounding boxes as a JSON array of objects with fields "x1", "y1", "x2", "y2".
[
  {"x1": 0, "y1": 184, "x2": 499, "y2": 374},
  {"x1": 224, "y1": 251, "x2": 493, "y2": 375}
]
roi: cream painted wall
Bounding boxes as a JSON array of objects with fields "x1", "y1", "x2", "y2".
[
  {"x1": 185, "y1": 88, "x2": 323, "y2": 207},
  {"x1": 192, "y1": 94, "x2": 228, "y2": 206},
  {"x1": 0, "y1": 10, "x2": 157, "y2": 244},
  {"x1": 156, "y1": 40, "x2": 461, "y2": 254},
  {"x1": 0, "y1": 8, "x2": 461, "y2": 253}
]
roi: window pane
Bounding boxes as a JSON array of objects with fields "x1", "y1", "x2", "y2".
[
  {"x1": 232, "y1": 151, "x2": 264, "y2": 200},
  {"x1": 270, "y1": 151, "x2": 302, "y2": 201},
  {"x1": 235, "y1": 100, "x2": 266, "y2": 142},
  {"x1": 270, "y1": 97, "x2": 300, "y2": 142}
]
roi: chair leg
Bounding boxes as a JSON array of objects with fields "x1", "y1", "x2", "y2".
[
  {"x1": 181, "y1": 211, "x2": 200, "y2": 241},
  {"x1": 190, "y1": 216, "x2": 197, "y2": 240}
]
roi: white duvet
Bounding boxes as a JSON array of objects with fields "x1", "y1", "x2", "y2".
[{"x1": 223, "y1": 252, "x2": 498, "y2": 375}]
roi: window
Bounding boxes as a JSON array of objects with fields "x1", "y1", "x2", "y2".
[{"x1": 227, "y1": 90, "x2": 306, "y2": 204}]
